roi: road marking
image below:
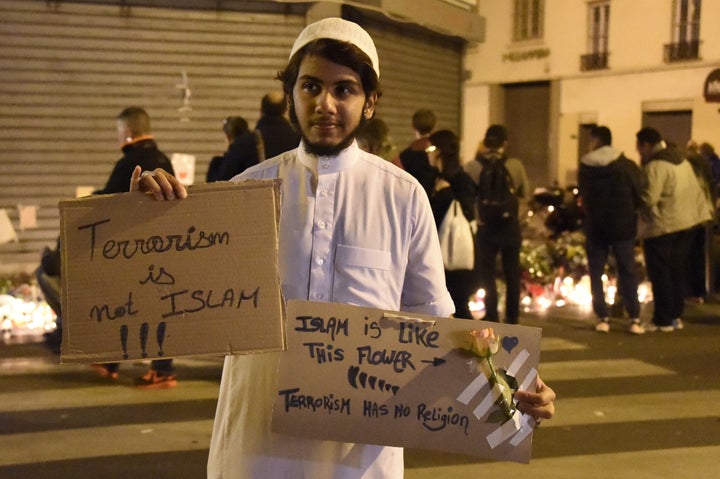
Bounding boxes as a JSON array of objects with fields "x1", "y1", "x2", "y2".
[{"x1": 539, "y1": 359, "x2": 674, "y2": 381}]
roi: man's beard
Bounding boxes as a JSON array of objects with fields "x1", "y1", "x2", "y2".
[{"x1": 290, "y1": 100, "x2": 366, "y2": 157}]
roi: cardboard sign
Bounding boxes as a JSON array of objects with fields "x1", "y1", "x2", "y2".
[
  {"x1": 273, "y1": 300, "x2": 542, "y2": 463},
  {"x1": 59, "y1": 180, "x2": 285, "y2": 363}
]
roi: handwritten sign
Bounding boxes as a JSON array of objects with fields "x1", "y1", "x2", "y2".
[
  {"x1": 59, "y1": 180, "x2": 285, "y2": 363},
  {"x1": 272, "y1": 300, "x2": 542, "y2": 463}
]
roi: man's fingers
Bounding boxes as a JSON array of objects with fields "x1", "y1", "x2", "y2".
[
  {"x1": 135, "y1": 168, "x2": 188, "y2": 200},
  {"x1": 130, "y1": 165, "x2": 143, "y2": 192}
]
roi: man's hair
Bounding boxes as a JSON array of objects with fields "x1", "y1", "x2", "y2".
[
  {"x1": 356, "y1": 117, "x2": 390, "y2": 156},
  {"x1": 636, "y1": 127, "x2": 662, "y2": 145},
  {"x1": 412, "y1": 109, "x2": 436, "y2": 135},
  {"x1": 117, "y1": 106, "x2": 151, "y2": 137},
  {"x1": 429, "y1": 129, "x2": 461, "y2": 179},
  {"x1": 483, "y1": 124, "x2": 508, "y2": 149},
  {"x1": 591, "y1": 125, "x2": 612, "y2": 146},
  {"x1": 261, "y1": 92, "x2": 287, "y2": 117},
  {"x1": 223, "y1": 116, "x2": 249, "y2": 140},
  {"x1": 700, "y1": 142, "x2": 716, "y2": 157},
  {"x1": 277, "y1": 38, "x2": 382, "y2": 126}
]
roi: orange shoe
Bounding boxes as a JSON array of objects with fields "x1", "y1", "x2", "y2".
[
  {"x1": 134, "y1": 369, "x2": 177, "y2": 389},
  {"x1": 91, "y1": 364, "x2": 119, "y2": 380}
]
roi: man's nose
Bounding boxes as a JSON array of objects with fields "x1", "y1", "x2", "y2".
[{"x1": 315, "y1": 90, "x2": 337, "y2": 114}]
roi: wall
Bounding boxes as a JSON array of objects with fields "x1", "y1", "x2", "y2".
[
  {"x1": 0, "y1": 0, "x2": 303, "y2": 272},
  {"x1": 461, "y1": 0, "x2": 720, "y2": 189}
]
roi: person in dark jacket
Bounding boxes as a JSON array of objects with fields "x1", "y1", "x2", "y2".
[
  {"x1": 208, "y1": 116, "x2": 261, "y2": 182},
  {"x1": 395, "y1": 108, "x2": 439, "y2": 197},
  {"x1": 95, "y1": 106, "x2": 175, "y2": 195},
  {"x1": 579, "y1": 126, "x2": 645, "y2": 334},
  {"x1": 427, "y1": 129, "x2": 477, "y2": 319},
  {"x1": 466, "y1": 125, "x2": 530, "y2": 325},
  {"x1": 255, "y1": 91, "x2": 301, "y2": 159},
  {"x1": 93, "y1": 106, "x2": 178, "y2": 388},
  {"x1": 207, "y1": 116, "x2": 255, "y2": 182}
]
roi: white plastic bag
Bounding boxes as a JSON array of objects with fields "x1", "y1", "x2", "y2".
[{"x1": 438, "y1": 200, "x2": 475, "y2": 270}]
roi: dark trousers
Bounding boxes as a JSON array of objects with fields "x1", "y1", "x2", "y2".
[
  {"x1": 445, "y1": 268, "x2": 477, "y2": 319},
  {"x1": 586, "y1": 236, "x2": 640, "y2": 319},
  {"x1": 104, "y1": 359, "x2": 174, "y2": 375},
  {"x1": 644, "y1": 229, "x2": 693, "y2": 326},
  {"x1": 685, "y1": 223, "x2": 709, "y2": 299},
  {"x1": 476, "y1": 224, "x2": 521, "y2": 323}
]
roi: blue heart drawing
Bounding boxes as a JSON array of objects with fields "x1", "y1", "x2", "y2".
[{"x1": 501, "y1": 336, "x2": 519, "y2": 354}]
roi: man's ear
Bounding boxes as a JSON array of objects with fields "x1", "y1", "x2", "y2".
[{"x1": 363, "y1": 92, "x2": 378, "y2": 119}]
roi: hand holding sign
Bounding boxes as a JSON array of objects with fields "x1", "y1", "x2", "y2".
[
  {"x1": 130, "y1": 165, "x2": 188, "y2": 201},
  {"x1": 273, "y1": 300, "x2": 545, "y2": 463}
]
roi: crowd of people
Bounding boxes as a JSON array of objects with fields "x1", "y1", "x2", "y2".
[{"x1": 36, "y1": 13, "x2": 720, "y2": 478}]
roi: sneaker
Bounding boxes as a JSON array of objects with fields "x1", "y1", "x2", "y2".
[
  {"x1": 643, "y1": 322, "x2": 675, "y2": 333},
  {"x1": 134, "y1": 369, "x2": 177, "y2": 389},
  {"x1": 91, "y1": 364, "x2": 119, "y2": 380},
  {"x1": 628, "y1": 322, "x2": 645, "y2": 335},
  {"x1": 672, "y1": 318, "x2": 684, "y2": 330},
  {"x1": 594, "y1": 320, "x2": 610, "y2": 333}
]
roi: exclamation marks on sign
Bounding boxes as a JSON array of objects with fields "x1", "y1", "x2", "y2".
[
  {"x1": 120, "y1": 325, "x2": 129, "y2": 360},
  {"x1": 156, "y1": 321, "x2": 166, "y2": 357},
  {"x1": 120, "y1": 322, "x2": 168, "y2": 358},
  {"x1": 139, "y1": 322, "x2": 149, "y2": 358}
]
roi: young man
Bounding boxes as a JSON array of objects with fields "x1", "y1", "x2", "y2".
[
  {"x1": 396, "y1": 108, "x2": 440, "y2": 197},
  {"x1": 93, "y1": 106, "x2": 177, "y2": 388},
  {"x1": 637, "y1": 127, "x2": 713, "y2": 332},
  {"x1": 578, "y1": 126, "x2": 645, "y2": 334},
  {"x1": 255, "y1": 90, "x2": 302, "y2": 159},
  {"x1": 133, "y1": 18, "x2": 555, "y2": 478},
  {"x1": 465, "y1": 125, "x2": 530, "y2": 325}
]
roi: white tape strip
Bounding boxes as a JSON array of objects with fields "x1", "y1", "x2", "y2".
[
  {"x1": 486, "y1": 410, "x2": 522, "y2": 449},
  {"x1": 509, "y1": 414, "x2": 536, "y2": 446},
  {"x1": 473, "y1": 382, "x2": 502, "y2": 419},
  {"x1": 457, "y1": 373, "x2": 489, "y2": 405},
  {"x1": 507, "y1": 348, "x2": 530, "y2": 377},
  {"x1": 519, "y1": 367, "x2": 538, "y2": 393}
]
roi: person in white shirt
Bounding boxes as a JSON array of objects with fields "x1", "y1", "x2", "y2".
[{"x1": 131, "y1": 17, "x2": 555, "y2": 479}]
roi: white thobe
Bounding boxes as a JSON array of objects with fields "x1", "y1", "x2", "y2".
[{"x1": 207, "y1": 141, "x2": 455, "y2": 479}]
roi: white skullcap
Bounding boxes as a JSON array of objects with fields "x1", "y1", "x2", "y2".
[{"x1": 289, "y1": 17, "x2": 380, "y2": 79}]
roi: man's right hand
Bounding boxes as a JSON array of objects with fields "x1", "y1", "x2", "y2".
[{"x1": 130, "y1": 166, "x2": 188, "y2": 201}]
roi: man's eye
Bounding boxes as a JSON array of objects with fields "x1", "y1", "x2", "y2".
[
  {"x1": 335, "y1": 86, "x2": 354, "y2": 97},
  {"x1": 302, "y1": 82, "x2": 319, "y2": 93}
]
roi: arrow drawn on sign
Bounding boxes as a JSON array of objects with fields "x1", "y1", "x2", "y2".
[{"x1": 421, "y1": 357, "x2": 446, "y2": 366}]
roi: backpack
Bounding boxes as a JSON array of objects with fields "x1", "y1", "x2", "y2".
[{"x1": 476, "y1": 155, "x2": 519, "y2": 224}]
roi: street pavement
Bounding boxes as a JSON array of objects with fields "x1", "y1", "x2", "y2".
[{"x1": 1, "y1": 302, "x2": 719, "y2": 479}]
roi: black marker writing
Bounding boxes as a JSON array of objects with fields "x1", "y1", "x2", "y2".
[
  {"x1": 77, "y1": 219, "x2": 230, "y2": 261},
  {"x1": 140, "y1": 265, "x2": 176, "y2": 285},
  {"x1": 160, "y1": 286, "x2": 259, "y2": 318},
  {"x1": 89, "y1": 292, "x2": 138, "y2": 323},
  {"x1": 278, "y1": 388, "x2": 351, "y2": 415},
  {"x1": 294, "y1": 315, "x2": 349, "y2": 341},
  {"x1": 416, "y1": 403, "x2": 470, "y2": 435}
]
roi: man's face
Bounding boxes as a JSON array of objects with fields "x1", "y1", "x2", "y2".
[
  {"x1": 636, "y1": 141, "x2": 652, "y2": 162},
  {"x1": 116, "y1": 120, "x2": 130, "y2": 147},
  {"x1": 290, "y1": 54, "x2": 376, "y2": 156}
]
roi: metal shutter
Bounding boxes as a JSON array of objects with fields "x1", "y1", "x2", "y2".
[
  {"x1": 0, "y1": 0, "x2": 302, "y2": 270},
  {"x1": 345, "y1": 7, "x2": 465, "y2": 155}
]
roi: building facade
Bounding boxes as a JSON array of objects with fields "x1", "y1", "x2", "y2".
[{"x1": 461, "y1": 0, "x2": 720, "y2": 190}]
